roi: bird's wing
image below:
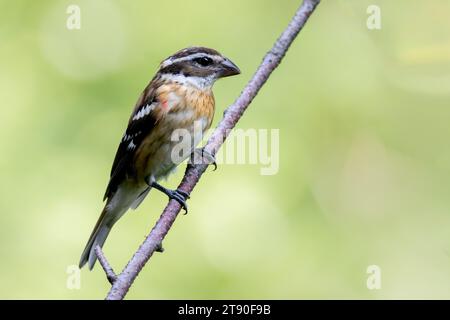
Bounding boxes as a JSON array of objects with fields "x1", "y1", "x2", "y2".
[{"x1": 103, "y1": 82, "x2": 161, "y2": 201}]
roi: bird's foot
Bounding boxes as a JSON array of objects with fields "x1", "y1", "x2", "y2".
[
  {"x1": 150, "y1": 181, "x2": 189, "y2": 214},
  {"x1": 191, "y1": 147, "x2": 217, "y2": 170}
]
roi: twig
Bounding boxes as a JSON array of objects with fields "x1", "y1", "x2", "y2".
[
  {"x1": 104, "y1": 0, "x2": 321, "y2": 300},
  {"x1": 94, "y1": 245, "x2": 117, "y2": 285}
]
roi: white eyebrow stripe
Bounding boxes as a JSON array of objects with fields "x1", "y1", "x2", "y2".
[{"x1": 161, "y1": 53, "x2": 219, "y2": 68}]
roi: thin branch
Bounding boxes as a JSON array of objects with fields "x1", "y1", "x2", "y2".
[
  {"x1": 95, "y1": 245, "x2": 117, "y2": 285},
  {"x1": 104, "y1": 0, "x2": 321, "y2": 300}
]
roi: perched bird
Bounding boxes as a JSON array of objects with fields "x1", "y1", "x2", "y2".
[{"x1": 79, "y1": 47, "x2": 240, "y2": 269}]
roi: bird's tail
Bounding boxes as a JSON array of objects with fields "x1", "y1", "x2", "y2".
[
  {"x1": 79, "y1": 203, "x2": 116, "y2": 270},
  {"x1": 79, "y1": 184, "x2": 150, "y2": 270}
]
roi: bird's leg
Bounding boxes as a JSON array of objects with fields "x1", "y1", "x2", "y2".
[
  {"x1": 148, "y1": 180, "x2": 190, "y2": 214},
  {"x1": 191, "y1": 147, "x2": 217, "y2": 170}
]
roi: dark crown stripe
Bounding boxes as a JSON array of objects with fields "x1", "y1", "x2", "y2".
[{"x1": 170, "y1": 47, "x2": 220, "y2": 60}]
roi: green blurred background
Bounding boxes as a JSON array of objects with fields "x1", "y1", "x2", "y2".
[{"x1": 0, "y1": 0, "x2": 449, "y2": 299}]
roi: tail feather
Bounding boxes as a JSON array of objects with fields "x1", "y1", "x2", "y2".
[
  {"x1": 79, "y1": 183, "x2": 149, "y2": 269},
  {"x1": 87, "y1": 224, "x2": 111, "y2": 269},
  {"x1": 79, "y1": 206, "x2": 113, "y2": 270}
]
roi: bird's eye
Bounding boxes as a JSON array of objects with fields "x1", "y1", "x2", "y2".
[{"x1": 193, "y1": 56, "x2": 213, "y2": 66}]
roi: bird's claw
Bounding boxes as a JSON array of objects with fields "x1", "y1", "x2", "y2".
[
  {"x1": 150, "y1": 181, "x2": 190, "y2": 214},
  {"x1": 167, "y1": 189, "x2": 189, "y2": 214}
]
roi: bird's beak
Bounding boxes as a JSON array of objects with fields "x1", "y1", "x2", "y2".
[{"x1": 219, "y1": 58, "x2": 241, "y2": 78}]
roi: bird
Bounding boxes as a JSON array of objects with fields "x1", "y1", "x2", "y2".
[{"x1": 79, "y1": 47, "x2": 240, "y2": 269}]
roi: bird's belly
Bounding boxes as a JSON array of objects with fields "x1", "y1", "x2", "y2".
[{"x1": 137, "y1": 112, "x2": 209, "y2": 183}]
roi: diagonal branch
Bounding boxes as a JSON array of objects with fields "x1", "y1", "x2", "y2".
[{"x1": 104, "y1": 0, "x2": 321, "y2": 300}]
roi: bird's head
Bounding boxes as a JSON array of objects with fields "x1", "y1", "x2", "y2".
[{"x1": 158, "y1": 46, "x2": 240, "y2": 89}]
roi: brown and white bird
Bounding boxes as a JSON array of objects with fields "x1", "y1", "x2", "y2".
[{"x1": 79, "y1": 47, "x2": 240, "y2": 269}]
